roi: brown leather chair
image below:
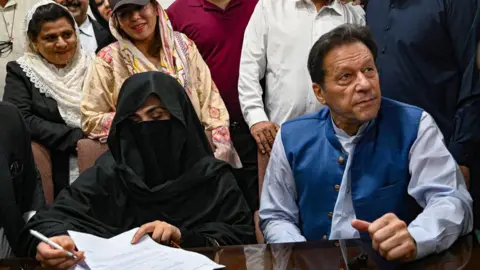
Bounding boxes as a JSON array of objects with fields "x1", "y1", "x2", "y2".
[
  {"x1": 255, "y1": 151, "x2": 270, "y2": 244},
  {"x1": 31, "y1": 141, "x2": 54, "y2": 204},
  {"x1": 77, "y1": 139, "x2": 109, "y2": 174}
]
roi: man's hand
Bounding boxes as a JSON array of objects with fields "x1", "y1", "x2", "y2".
[
  {"x1": 351, "y1": 213, "x2": 417, "y2": 261},
  {"x1": 460, "y1": 166, "x2": 470, "y2": 190},
  {"x1": 36, "y1": 235, "x2": 84, "y2": 270},
  {"x1": 132, "y1": 221, "x2": 182, "y2": 245},
  {"x1": 250, "y1": 121, "x2": 280, "y2": 155}
]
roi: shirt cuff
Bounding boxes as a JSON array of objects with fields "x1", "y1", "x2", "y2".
[
  {"x1": 407, "y1": 225, "x2": 436, "y2": 260},
  {"x1": 448, "y1": 142, "x2": 474, "y2": 168},
  {"x1": 245, "y1": 108, "x2": 269, "y2": 129},
  {"x1": 23, "y1": 211, "x2": 36, "y2": 221}
]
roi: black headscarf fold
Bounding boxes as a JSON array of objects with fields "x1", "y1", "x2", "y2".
[
  {"x1": 18, "y1": 72, "x2": 255, "y2": 257},
  {"x1": 89, "y1": 0, "x2": 109, "y2": 29}
]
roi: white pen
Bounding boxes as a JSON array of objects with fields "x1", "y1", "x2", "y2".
[{"x1": 29, "y1": 229, "x2": 78, "y2": 259}]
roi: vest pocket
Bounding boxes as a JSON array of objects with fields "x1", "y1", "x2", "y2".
[{"x1": 353, "y1": 180, "x2": 408, "y2": 224}]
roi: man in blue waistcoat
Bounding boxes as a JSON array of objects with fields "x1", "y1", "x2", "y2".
[{"x1": 259, "y1": 24, "x2": 473, "y2": 261}]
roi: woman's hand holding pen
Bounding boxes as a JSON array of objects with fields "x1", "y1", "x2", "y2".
[{"x1": 36, "y1": 235, "x2": 84, "y2": 269}]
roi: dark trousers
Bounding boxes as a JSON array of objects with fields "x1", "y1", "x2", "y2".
[{"x1": 230, "y1": 121, "x2": 259, "y2": 213}]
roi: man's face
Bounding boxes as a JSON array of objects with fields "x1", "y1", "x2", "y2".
[
  {"x1": 55, "y1": 0, "x2": 89, "y2": 24},
  {"x1": 313, "y1": 42, "x2": 381, "y2": 125}
]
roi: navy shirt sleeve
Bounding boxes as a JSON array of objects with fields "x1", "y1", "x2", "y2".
[{"x1": 446, "y1": 0, "x2": 480, "y2": 167}]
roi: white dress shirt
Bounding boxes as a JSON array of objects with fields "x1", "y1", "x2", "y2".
[
  {"x1": 78, "y1": 17, "x2": 98, "y2": 53},
  {"x1": 238, "y1": 0, "x2": 365, "y2": 128},
  {"x1": 0, "y1": 0, "x2": 35, "y2": 99},
  {"x1": 259, "y1": 112, "x2": 473, "y2": 260}
]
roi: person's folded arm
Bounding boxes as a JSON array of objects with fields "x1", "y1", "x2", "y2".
[
  {"x1": 238, "y1": 0, "x2": 269, "y2": 128},
  {"x1": 4, "y1": 62, "x2": 83, "y2": 153},
  {"x1": 407, "y1": 112, "x2": 473, "y2": 260},
  {"x1": 81, "y1": 57, "x2": 117, "y2": 142},
  {"x1": 188, "y1": 40, "x2": 241, "y2": 167},
  {"x1": 259, "y1": 128, "x2": 306, "y2": 243},
  {"x1": 446, "y1": 0, "x2": 480, "y2": 168}
]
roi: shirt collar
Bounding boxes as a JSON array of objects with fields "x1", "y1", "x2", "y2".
[
  {"x1": 188, "y1": 0, "x2": 242, "y2": 9},
  {"x1": 293, "y1": 0, "x2": 343, "y2": 16},
  {"x1": 331, "y1": 116, "x2": 370, "y2": 140},
  {"x1": 1, "y1": 0, "x2": 17, "y2": 10},
  {"x1": 78, "y1": 17, "x2": 94, "y2": 37}
]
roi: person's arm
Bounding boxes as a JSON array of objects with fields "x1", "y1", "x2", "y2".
[
  {"x1": 239, "y1": 3, "x2": 280, "y2": 154},
  {"x1": 259, "y1": 128, "x2": 307, "y2": 243},
  {"x1": 407, "y1": 112, "x2": 473, "y2": 259},
  {"x1": 188, "y1": 40, "x2": 242, "y2": 167},
  {"x1": 238, "y1": 0, "x2": 269, "y2": 128},
  {"x1": 3, "y1": 62, "x2": 83, "y2": 153},
  {"x1": 445, "y1": 0, "x2": 480, "y2": 182},
  {"x1": 80, "y1": 56, "x2": 117, "y2": 142},
  {"x1": 179, "y1": 168, "x2": 256, "y2": 248}
]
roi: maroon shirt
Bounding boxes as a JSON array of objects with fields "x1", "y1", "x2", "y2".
[{"x1": 167, "y1": 0, "x2": 257, "y2": 122}]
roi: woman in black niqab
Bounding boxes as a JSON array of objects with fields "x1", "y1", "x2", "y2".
[{"x1": 18, "y1": 72, "x2": 255, "y2": 258}]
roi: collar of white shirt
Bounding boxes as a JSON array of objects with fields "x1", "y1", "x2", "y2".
[
  {"x1": 292, "y1": 0, "x2": 344, "y2": 15},
  {"x1": 78, "y1": 17, "x2": 95, "y2": 37},
  {"x1": 331, "y1": 115, "x2": 371, "y2": 140},
  {"x1": 0, "y1": 0, "x2": 17, "y2": 11}
]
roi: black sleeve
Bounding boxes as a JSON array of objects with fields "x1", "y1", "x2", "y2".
[
  {"x1": 179, "y1": 170, "x2": 256, "y2": 248},
  {"x1": 3, "y1": 61, "x2": 84, "y2": 153},
  {"x1": 0, "y1": 103, "x2": 45, "y2": 255},
  {"x1": 17, "y1": 162, "x2": 120, "y2": 257},
  {"x1": 445, "y1": 0, "x2": 480, "y2": 167}
]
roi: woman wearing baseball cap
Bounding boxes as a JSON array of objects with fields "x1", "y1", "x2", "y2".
[{"x1": 81, "y1": 0, "x2": 241, "y2": 168}]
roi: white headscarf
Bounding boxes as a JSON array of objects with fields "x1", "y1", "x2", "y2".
[{"x1": 16, "y1": 0, "x2": 94, "y2": 128}]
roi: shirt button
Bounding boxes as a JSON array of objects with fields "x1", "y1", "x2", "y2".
[
  {"x1": 384, "y1": 25, "x2": 390, "y2": 31},
  {"x1": 322, "y1": 234, "x2": 327, "y2": 240},
  {"x1": 328, "y1": 212, "x2": 333, "y2": 218},
  {"x1": 381, "y1": 48, "x2": 386, "y2": 54},
  {"x1": 334, "y1": 184, "x2": 340, "y2": 191},
  {"x1": 337, "y1": 156, "x2": 344, "y2": 164}
]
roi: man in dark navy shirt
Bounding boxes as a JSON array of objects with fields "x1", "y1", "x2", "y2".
[
  {"x1": 365, "y1": 0, "x2": 480, "y2": 225},
  {"x1": 167, "y1": 0, "x2": 260, "y2": 213},
  {"x1": 366, "y1": 2, "x2": 480, "y2": 181}
]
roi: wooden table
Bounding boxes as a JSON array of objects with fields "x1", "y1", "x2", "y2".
[{"x1": 1, "y1": 235, "x2": 478, "y2": 269}]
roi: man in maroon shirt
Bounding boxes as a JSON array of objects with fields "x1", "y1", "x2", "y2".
[{"x1": 167, "y1": 0, "x2": 259, "y2": 213}]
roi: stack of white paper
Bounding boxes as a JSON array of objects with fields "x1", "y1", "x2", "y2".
[{"x1": 68, "y1": 228, "x2": 225, "y2": 270}]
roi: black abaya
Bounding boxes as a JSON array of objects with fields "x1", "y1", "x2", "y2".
[{"x1": 18, "y1": 72, "x2": 255, "y2": 257}]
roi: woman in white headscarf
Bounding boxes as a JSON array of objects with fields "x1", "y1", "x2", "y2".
[{"x1": 3, "y1": 0, "x2": 94, "y2": 196}]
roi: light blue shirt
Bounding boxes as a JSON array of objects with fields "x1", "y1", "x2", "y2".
[{"x1": 259, "y1": 112, "x2": 473, "y2": 259}]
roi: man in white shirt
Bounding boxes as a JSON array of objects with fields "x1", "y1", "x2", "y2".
[
  {"x1": 55, "y1": 0, "x2": 113, "y2": 53},
  {"x1": 0, "y1": 0, "x2": 37, "y2": 99},
  {"x1": 260, "y1": 24, "x2": 472, "y2": 261},
  {"x1": 238, "y1": 0, "x2": 365, "y2": 155}
]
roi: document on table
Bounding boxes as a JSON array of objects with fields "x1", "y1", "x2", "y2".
[{"x1": 68, "y1": 228, "x2": 225, "y2": 270}]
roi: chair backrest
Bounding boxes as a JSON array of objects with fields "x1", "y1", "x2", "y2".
[
  {"x1": 31, "y1": 142, "x2": 54, "y2": 204},
  {"x1": 77, "y1": 139, "x2": 109, "y2": 174}
]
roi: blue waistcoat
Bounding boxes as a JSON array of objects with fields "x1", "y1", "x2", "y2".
[{"x1": 281, "y1": 98, "x2": 423, "y2": 240}]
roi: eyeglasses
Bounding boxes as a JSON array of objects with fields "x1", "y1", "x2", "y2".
[{"x1": 0, "y1": 40, "x2": 13, "y2": 57}]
